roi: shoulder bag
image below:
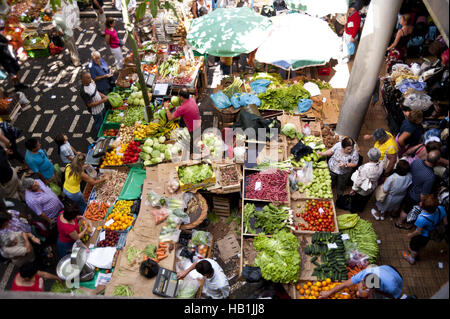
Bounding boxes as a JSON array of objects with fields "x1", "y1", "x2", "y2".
[{"x1": 375, "y1": 175, "x2": 396, "y2": 203}]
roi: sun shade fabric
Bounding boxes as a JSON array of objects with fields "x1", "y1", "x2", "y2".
[
  {"x1": 187, "y1": 7, "x2": 272, "y2": 57},
  {"x1": 255, "y1": 13, "x2": 341, "y2": 71}
]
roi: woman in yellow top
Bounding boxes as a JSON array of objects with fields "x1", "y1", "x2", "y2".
[
  {"x1": 62, "y1": 153, "x2": 107, "y2": 213},
  {"x1": 364, "y1": 128, "x2": 398, "y2": 177}
]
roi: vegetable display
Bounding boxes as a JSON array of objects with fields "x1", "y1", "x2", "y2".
[
  {"x1": 298, "y1": 200, "x2": 335, "y2": 232},
  {"x1": 197, "y1": 133, "x2": 224, "y2": 158},
  {"x1": 338, "y1": 215, "x2": 379, "y2": 263},
  {"x1": 222, "y1": 77, "x2": 243, "y2": 99},
  {"x1": 245, "y1": 169, "x2": 288, "y2": 202},
  {"x1": 281, "y1": 123, "x2": 302, "y2": 140},
  {"x1": 191, "y1": 231, "x2": 210, "y2": 246},
  {"x1": 177, "y1": 164, "x2": 214, "y2": 185},
  {"x1": 218, "y1": 165, "x2": 240, "y2": 186},
  {"x1": 298, "y1": 168, "x2": 332, "y2": 199},
  {"x1": 84, "y1": 201, "x2": 110, "y2": 221},
  {"x1": 122, "y1": 141, "x2": 142, "y2": 164},
  {"x1": 97, "y1": 230, "x2": 120, "y2": 247},
  {"x1": 113, "y1": 285, "x2": 134, "y2": 297},
  {"x1": 107, "y1": 92, "x2": 124, "y2": 108},
  {"x1": 296, "y1": 279, "x2": 352, "y2": 299},
  {"x1": 103, "y1": 129, "x2": 119, "y2": 137},
  {"x1": 104, "y1": 200, "x2": 134, "y2": 231},
  {"x1": 243, "y1": 203, "x2": 292, "y2": 235},
  {"x1": 107, "y1": 110, "x2": 125, "y2": 123},
  {"x1": 126, "y1": 246, "x2": 142, "y2": 266},
  {"x1": 141, "y1": 137, "x2": 179, "y2": 166},
  {"x1": 253, "y1": 231, "x2": 300, "y2": 283},
  {"x1": 95, "y1": 170, "x2": 128, "y2": 205},
  {"x1": 123, "y1": 107, "x2": 145, "y2": 127},
  {"x1": 143, "y1": 244, "x2": 157, "y2": 260},
  {"x1": 258, "y1": 84, "x2": 310, "y2": 112},
  {"x1": 304, "y1": 232, "x2": 347, "y2": 281}
]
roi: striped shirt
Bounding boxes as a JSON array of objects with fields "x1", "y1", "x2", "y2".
[
  {"x1": 25, "y1": 179, "x2": 64, "y2": 222},
  {"x1": 83, "y1": 82, "x2": 105, "y2": 115},
  {"x1": 202, "y1": 258, "x2": 230, "y2": 299}
]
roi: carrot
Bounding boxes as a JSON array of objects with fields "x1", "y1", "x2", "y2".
[
  {"x1": 156, "y1": 248, "x2": 166, "y2": 252},
  {"x1": 159, "y1": 242, "x2": 167, "y2": 248},
  {"x1": 156, "y1": 252, "x2": 165, "y2": 257},
  {"x1": 157, "y1": 254, "x2": 168, "y2": 261}
]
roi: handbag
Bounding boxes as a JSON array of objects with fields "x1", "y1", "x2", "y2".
[
  {"x1": 375, "y1": 176, "x2": 396, "y2": 203},
  {"x1": 406, "y1": 205, "x2": 422, "y2": 224}
]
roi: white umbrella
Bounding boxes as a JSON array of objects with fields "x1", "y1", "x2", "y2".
[{"x1": 255, "y1": 13, "x2": 341, "y2": 71}]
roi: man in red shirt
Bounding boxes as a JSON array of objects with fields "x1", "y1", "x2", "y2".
[
  {"x1": 341, "y1": 5, "x2": 361, "y2": 63},
  {"x1": 164, "y1": 89, "x2": 201, "y2": 156}
]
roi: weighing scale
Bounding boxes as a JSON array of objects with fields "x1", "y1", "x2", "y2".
[
  {"x1": 152, "y1": 267, "x2": 180, "y2": 298},
  {"x1": 143, "y1": 71, "x2": 156, "y2": 87},
  {"x1": 86, "y1": 138, "x2": 112, "y2": 166},
  {"x1": 153, "y1": 83, "x2": 169, "y2": 97}
]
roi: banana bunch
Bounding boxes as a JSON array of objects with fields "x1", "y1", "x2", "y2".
[
  {"x1": 154, "y1": 121, "x2": 179, "y2": 139},
  {"x1": 133, "y1": 122, "x2": 161, "y2": 140}
]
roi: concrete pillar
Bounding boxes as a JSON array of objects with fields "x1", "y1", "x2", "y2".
[
  {"x1": 336, "y1": 0, "x2": 403, "y2": 139},
  {"x1": 422, "y1": 0, "x2": 449, "y2": 47}
]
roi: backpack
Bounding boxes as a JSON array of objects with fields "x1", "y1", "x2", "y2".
[
  {"x1": 0, "y1": 121, "x2": 20, "y2": 141},
  {"x1": 422, "y1": 206, "x2": 448, "y2": 242}
]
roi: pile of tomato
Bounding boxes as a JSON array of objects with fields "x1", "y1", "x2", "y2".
[{"x1": 298, "y1": 200, "x2": 335, "y2": 232}]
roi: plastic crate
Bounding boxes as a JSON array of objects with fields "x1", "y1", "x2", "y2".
[
  {"x1": 97, "y1": 122, "x2": 121, "y2": 138},
  {"x1": 103, "y1": 109, "x2": 125, "y2": 125},
  {"x1": 318, "y1": 66, "x2": 331, "y2": 76},
  {"x1": 26, "y1": 47, "x2": 50, "y2": 58}
]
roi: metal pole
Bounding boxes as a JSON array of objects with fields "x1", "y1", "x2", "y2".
[{"x1": 335, "y1": 0, "x2": 403, "y2": 139}]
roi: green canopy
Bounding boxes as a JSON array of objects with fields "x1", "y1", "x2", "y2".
[{"x1": 186, "y1": 7, "x2": 272, "y2": 57}]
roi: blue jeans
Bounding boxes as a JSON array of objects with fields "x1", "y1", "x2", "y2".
[
  {"x1": 63, "y1": 188, "x2": 87, "y2": 213},
  {"x1": 93, "y1": 108, "x2": 106, "y2": 134},
  {"x1": 57, "y1": 238, "x2": 75, "y2": 259}
]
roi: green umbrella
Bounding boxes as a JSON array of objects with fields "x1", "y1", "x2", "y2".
[{"x1": 186, "y1": 7, "x2": 272, "y2": 57}]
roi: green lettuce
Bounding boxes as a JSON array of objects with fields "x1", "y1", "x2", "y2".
[
  {"x1": 253, "y1": 231, "x2": 300, "y2": 283},
  {"x1": 178, "y1": 164, "x2": 213, "y2": 185}
]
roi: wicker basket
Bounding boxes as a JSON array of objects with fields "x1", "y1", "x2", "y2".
[
  {"x1": 213, "y1": 104, "x2": 240, "y2": 127},
  {"x1": 180, "y1": 193, "x2": 208, "y2": 230},
  {"x1": 115, "y1": 67, "x2": 137, "y2": 88}
]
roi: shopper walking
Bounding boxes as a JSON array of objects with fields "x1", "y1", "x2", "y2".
[
  {"x1": 340, "y1": 5, "x2": 361, "y2": 63},
  {"x1": 105, "y1": 17, "x2": 124, "y2": 70},
  {"x1": 88, "y1": 51, "x2": 114, "y2": 95},
  {"x1": 92, "y1": 0, "x2": 106, "y2": 34},
  {"x1": 364, "y1": 128, "x2": 398, "y2": 177},
  {"x1": 371, "y1": 159, "x2": 412, "y2": 221},
  {"x1": 53, "y1": 13, "x2": 80, "y2": 67}
]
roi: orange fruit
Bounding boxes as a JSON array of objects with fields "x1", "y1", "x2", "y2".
[
  {"x1": 296, "y1": 284, "x2": 300, "y2": 290},
  {"x1": 307, "y1": 282, "x2": 312, "y2": 287},
  {"x1": 305, "y1": 289, "x2": 311, "y2": 296},
  {"x1": 321, "y1": 281, "x2": 327, "y2": 286},
  {"x1": 299, "y1": 289, "x2": 305, "y2": 295},
  {"x1": 326, "y1": 278, "x2": 331, "y2": 284},
  {"x1": 303, "y1": 284, "x2": 308, "y2": 290}
]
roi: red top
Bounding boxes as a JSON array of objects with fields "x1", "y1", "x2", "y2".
[
  {"x1": 11, "y1": 274, "x2": 43, "y2": 292},
  {"x1": 57, "y1": 212, "x2": 79, "y2": 244},
  {"x1": 173, "y1": 98, "x2": 201, "y2": 133},
  {"x1": 105, "y1": 28, "x2": 120, "y2": 49},
  {"x1": 345, "y1": 11, "x2": 361, "y2": 38}
]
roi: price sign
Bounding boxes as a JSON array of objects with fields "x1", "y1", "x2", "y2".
[
  {"x1": 327, "y1": 243, "x2": 338, "y2": 249},
  {"x1": 98, "y1": 230, "x2": 106, "y2": 242},
  {"x1": 318, "y1": 208, "x2": 325, "y2": 214},
  {"x1": 255, "y1": 181, "x2": 262, "y2": 191},
  {"x1": 105, "y1": 219, "x2": 114, "y2": 227},
  {"x1": 341, "y1": 234, "x2": 350, "y2": 241}
]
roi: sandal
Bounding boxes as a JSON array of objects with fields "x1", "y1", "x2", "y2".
[
  {"x1": 394, "y1": 222, "x2": 413, "y2": 230},
  {"x1": 402, "y1": 250, "x2": 416, "y2": 265}
]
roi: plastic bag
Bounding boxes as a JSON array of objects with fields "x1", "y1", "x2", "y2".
[
  {"x1": 347, "y1": 250, "x2": 370, "y2": 269},
  {"x1": 151, "y1": 207, "x2": 170, "y2": 225},
  {"x1": 146, "y1": 191, "x2": 166, "y2": 208},
  {"x1": 302, "y1": 124, "x2": 312, "y2": 136},
  {"x1": 402, "y1": 92, "x2": 433, "y2": 111},
  {"x1": 210, "y1": 91, "x2": 232, "y2": 109},
  {"x1": 250, "y1": 79, "x2": 271, "y2": 94},
  {"x1": 183, "y1": 192, "x2": 195, "y2": 208},
  {"x1": 49, "y1": 182, "x2": 61, "y2": 197},
  {"x1": 298, "y1": 99, "x2": 313, "y2": 113},
  {"x1": 303, "y1": 82, "x2": 321, "y2": 97},
  {"x1": 297, "y1": 162, "x2": 313, "y2": 185},
  {"x1": 167, "y1": 176, "x2": 180, "y2": 194},
  {"x1": 344, "y1": 241, "x2": 358, "y2": 261},
  {"x1": 410, "y1": 63, "x2": 421, "y2": 76},
  {"x1": 191, "y1": 230, "x2": 212, "y2": 246},
  {"x1": 166, "y1": 195, "x2": 185, "y2": 211},
  {"x1": 172, "y1": 208, "x2": 190, "y2": 224},
  {"x1": 166, "y1": 213, "x2": 182, "y2": 229},
  {"x1": 289, "y1": 170, "x2": 299, "y2": 192},
  {"x1": 176, "y1": 277, "x2": 200, "y2": 298},
  {"x1": 159, "y1": 229, "x2": 181, "y2": 243}
]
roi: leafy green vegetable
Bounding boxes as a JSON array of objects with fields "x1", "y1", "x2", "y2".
[
  {"x1": 258, "y1": 83, "x2": 310, "y2": 112},
  {"x1": 341, "y1": 218, "x2": 379, "y2": 263},
  {"x1": 281, "y1": 123, "x2": 298, "y2": 139},
  {"x1": 243, "y1": 203, "x2": 257, "y2": 234},
  {"x1": 107, "y1": 92, "x2": 124, "y2": 108},
  {"x1": 176, "y1": 283, "x2": 199, "y2": 298},
  {"x1": 337, "y1": 214, "x2": 360, "y2": 230},
  {"x1": 50, "y1": 281, "x2": 72, "y2": 294},
  {"x1": 123, "y1": 107, "x2": 145, "y2": 127},
  {"x1": 254, "y1": 204, "x2": 291, "y2": 234},
  {"x1": 222, "y1": 77, "x2": 243, "y2": 99},
  {"x1": 178, "y1": 164, "x2": 213, "y2": 185},
  {"x1": 253, "y1": 231, "x2": 300, "y2": 283},
  {"x1": 143, "y1": 244, "x2": 157, "y2": 259},
  {"x1": 192, "y1": 231, "x2": 210, "y2": 245},
  {"x1": 126, "y1": 246, "x2": 142, "y2": 265}
]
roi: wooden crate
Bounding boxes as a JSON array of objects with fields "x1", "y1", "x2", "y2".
[
  {"x1": 212, "y1": 196, "x2": 232, "y2": 217},
  {"x1": 290, "y1": 199, "x2": 339, "y2": 235}
]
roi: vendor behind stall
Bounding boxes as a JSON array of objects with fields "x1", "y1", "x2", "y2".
[
  {"x1": 177, "y1": 258, "x2": 230, "y2": 299},
  {"x1": 164, "y1": 89, "x2": 201, "y2": 155}
]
